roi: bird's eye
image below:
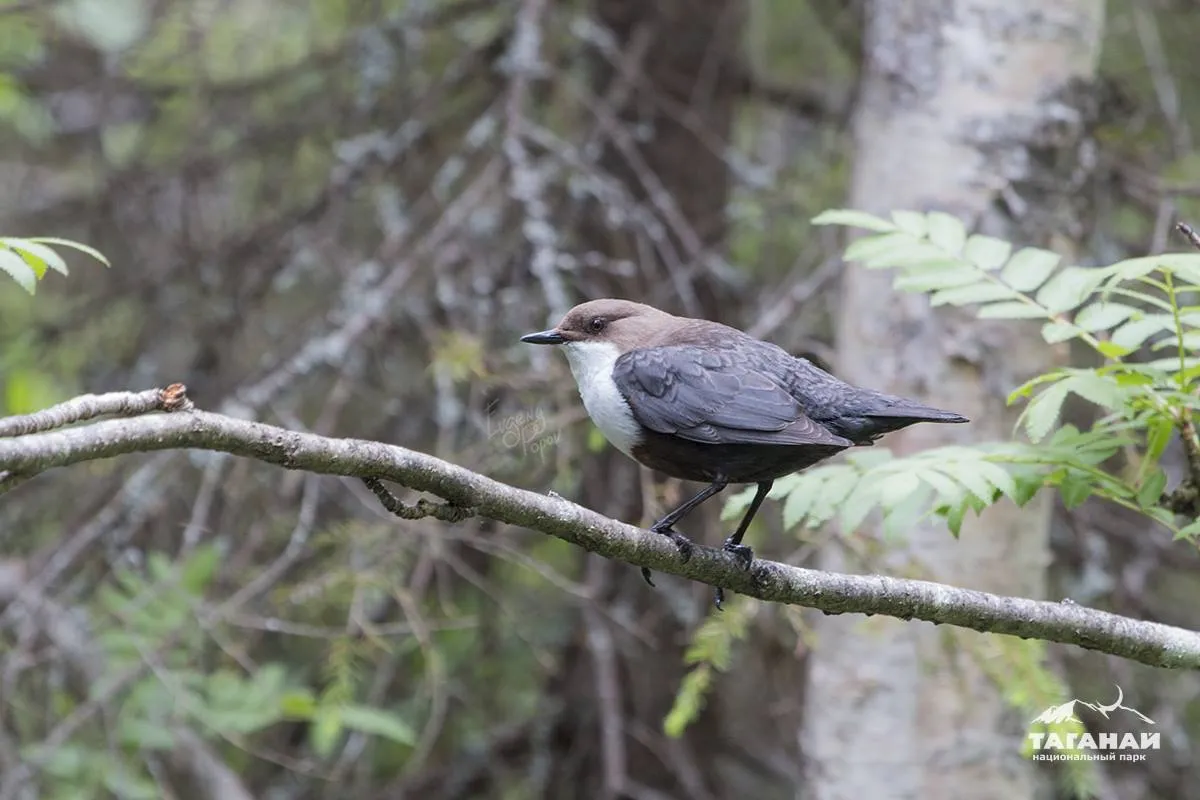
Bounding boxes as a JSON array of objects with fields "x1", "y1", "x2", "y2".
[{"x1": 588, "y1": 317, "x2": 607, "y2": 333}]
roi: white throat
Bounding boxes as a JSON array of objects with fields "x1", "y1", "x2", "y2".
[{"x1": 563, "y1": 341, "x2": 642, "y2": 457}]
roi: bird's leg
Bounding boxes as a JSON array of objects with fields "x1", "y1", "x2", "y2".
[
  {"x1": 712, "y1": 481, "x2": 773, "y2": 610},
  {"x1": 723, "y1": 480, "x2": 771, "y2": 569},
  {"x1": 640, "y1": 479, "x2": 728, "y2": 587}
]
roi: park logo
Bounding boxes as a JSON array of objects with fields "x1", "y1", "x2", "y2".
[{"x1": 1027, "y1": 685, "x2": 1159, "y2": 762}]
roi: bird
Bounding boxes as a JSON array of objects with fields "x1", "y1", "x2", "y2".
[{"x1": 521, "y1": 298, "x2": 968, "y2": 606}]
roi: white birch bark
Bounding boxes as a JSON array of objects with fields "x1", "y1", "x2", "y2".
[{"x1": 800, "y1": 3, "x2": 1106, "y2": 799}]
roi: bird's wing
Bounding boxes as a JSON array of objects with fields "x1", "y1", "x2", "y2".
[{"x1": 612, "y1": 345, "x2": 851, "y2": 447}]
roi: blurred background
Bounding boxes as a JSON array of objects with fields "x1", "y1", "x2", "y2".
[{"x1": 1, "y1": 0, "x2": 1198, "y2": 798}]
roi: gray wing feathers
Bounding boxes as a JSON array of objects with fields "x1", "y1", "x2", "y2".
[{"x1": 612, "y1": 346, "x2": 851, "y2": 448}]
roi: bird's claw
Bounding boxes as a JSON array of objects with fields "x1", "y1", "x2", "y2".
[
  {"x1": 722, "y1": 539, "x2": 754, "y2": 571},
  {"x1": 642, "y1": 525, "x2": 695, "y2": 588},
  {"x1": 712, "y1": 541, "x2": 754, "y2": 609}
]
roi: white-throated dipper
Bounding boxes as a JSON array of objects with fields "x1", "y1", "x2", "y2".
[{"x1": 521, "y1": 298, "x2": 968, "y2": 606}]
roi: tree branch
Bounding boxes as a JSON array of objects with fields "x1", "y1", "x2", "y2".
[{"x1": 2, "y1": 391, "x2": 1200, "y2": 670}]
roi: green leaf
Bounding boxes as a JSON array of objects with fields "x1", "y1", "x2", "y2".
[
  {"x1": 975, "y1": 460, "x2": 1017, "y2": 500},
  {"x1": 1061, "y1": 373, "x2": 1127, "y2": 411},
  {"x1": 952, "y1": 464, "x2": 998, "y2": 505},
  {"x1": 890, "y1": 210, "x2": 927, "y2": 237},
  {"x1": 180, "y1": 544, "x2": 220, "y2": 594},
  {"x1": 1174, "y1": 519, "x2": 1200, "y2": 541},
  {"x1": 310, "y1": 708, "x2": 343, "y2": 758},
  {"x1": 1000, "y1": 247, "x2": 1061, "y2": 291},
  {"x1": 976, "y1": 301, "x2": 1049, "y2": 320},
  {"x1": 930, "y1": 282, "x2": 1018, "y2": 306},
  {"x1": 338, "y1": 704, "x2": 417, "y2": 746},
  {"x1": 1041, "y1": 321, "x2": 1081, "y2": 344},
  {"x1": 1008, "y1": 370, "x2": 1068, "y2": 403},
  {"x1": 782, "y1": 475, "x2": 823, "y2": 529},
  {"x1": 926, "y1": 212, "x2": 966, "y2": 254},
  {"x1": 963, "y1": 235, "x2": 1012, "y2": 271},
  {"x1": 37, "y1": 744, "x2": 87, "y2": 778},
  {"x1": 1, "y1": 242, "x2": 44, "y2": 278},
  {"x1": 1137, "y1": 470, "x2": 1167, "y2": 508},
  {"x1": 0, "y1": 247, "x2": 37, "y2": 293},
  {"x1": 1010, "y1": 474, "x2": 1042, "y2": 507},
  {"x1": 844, "y1": 232, "x2": 915, "y2": 263},
  {"x1": 1073, "y1": 302, "x2": 1138, "y2": 332},
  {"x1": 587, "y1": 426, "x2": 607, "y2": 453},
  {"x1": 882, "y1": 485, "x2": 932, "y2": 539},
  {"x1": 280, "y1": 690, "x2": 318, "y2": 719},
  {"x1": 1106, "y1": 253, "x2": 1200, "y2": 283},
  {"x1": 811, "y1": 209, "x2": 896, "y2": 232},
  {"x1": 118, "y1": 717, "x2": 177, "y2": 750},
  {"x1": 1146, "y1": 505, "x2": 1177, "y2": 529},
  {"x1": 893, "y1": 268, "x2": 980, "y2": 292},
  {"x1": 806, "y1": 467, "x2": 859, "y2": 527},
  {"x1": 917, "y1": 466, "x2": 965, "y2": 504},
  {"x1": 945, "y1": 502, "x2": 966, "y2": 537},
  {"x1": 664, "y1": 664, "x2": 712, "y2": 738},
  {"x1": 1146, "y1": 417, "x2": 1173, "y2": 463},
  {"x1": 4, "y1": 369, "x2": 58, "y2": 415},
  {"x1": 1036, "y1": 266, "x2": 1103, "y2": 313},
  {"x1": 1096, "y1": 341, "x2": 1131, "y2": 359},
  {"x1": 28, "y1": 236, "x2": 111, "y2": 267},
  {"x1": 1058, "y1": 472, "x2": 1092, "y2": 510},
  {"x1": 838, "y1": 479, "x2": 882, "y2": 533},
  {"x1": 1023, "y1": 382, "x2": 1070, "y2": 442},
  {"x1": 3, "y1": 239, "x2": 68, "y2": 275},
  {"x1": 1111, "y1": 316, "x2": 1169, "y2": 351},
  {"x1": 880, "y1": 471, "x2": 921, "y2": 508},
  {"x1": 874, "y1": 243, "x2": 962, "y2": 269}
]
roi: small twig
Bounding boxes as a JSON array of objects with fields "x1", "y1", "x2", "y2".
[
  {"x1": 1157, "y1": 222, "x2": 1200, "y2": 517},
  {"x1": 0, "y1": 383, "x2": 192, "y2": 439},
  {"x1": 362, "y1": 477, "x2": 476, "y2": 523},
  {"x1": 1175, "y1": 221, "x2": 1200, "y2": 251}
]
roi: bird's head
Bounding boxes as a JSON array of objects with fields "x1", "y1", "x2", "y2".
[{"x1": 520, "y1": 299, "x2": 674, "y2": 353}]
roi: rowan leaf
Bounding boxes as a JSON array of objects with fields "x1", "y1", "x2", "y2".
[
  {"x1": 812, "y1": 209, "x2": 897, "y2": 232},
  {"x1": 926, "y1": 212, "x2": 966, "y2": 254},
  {"x1": 1000, "y1": 247, "x2": 1061, "y2": 291},
  {"x1": 0, "y1": 247, "x2": 37, "y2": 294},
  {"x1": 962, "y1": 235, "x2": 1012, "y2": 272}
]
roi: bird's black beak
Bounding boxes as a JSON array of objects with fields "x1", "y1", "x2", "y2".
[{"x1": 520, "y1": 329, "x2": 565, "y2": 345}]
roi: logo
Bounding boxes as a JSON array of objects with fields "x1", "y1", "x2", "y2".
[
  {"x1": 1027, "y1": 685, "x2": 1159, "y2": 762},
  {"x1": 486, "y1": 402, "x2": 560, "y2": 462}
]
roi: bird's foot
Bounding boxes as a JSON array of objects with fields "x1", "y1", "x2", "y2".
[
  {"x1": 712, "y1": 541, "x2": 754, "y2": 610},
  {"x1": 722, "y1": 539, "x2": 754, "y2": 571},
  {"x1": 641, "y1": 525, "x2": 695, "y2": 587}
]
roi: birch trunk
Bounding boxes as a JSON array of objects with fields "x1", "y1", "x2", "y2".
[{"x1": 801, "y1": 3, "x2": 1106, "y2": 799}]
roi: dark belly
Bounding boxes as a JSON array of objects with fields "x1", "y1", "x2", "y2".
[{"x1": 631, "y1": 431, "x2": 849, "y2": 484}]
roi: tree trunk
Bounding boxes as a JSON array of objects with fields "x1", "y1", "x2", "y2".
[{"x1": 801, "y1": 3, "x2": 1106, "y2": 800}]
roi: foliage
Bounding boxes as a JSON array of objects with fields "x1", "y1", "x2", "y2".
[
  {"x1": 697, "y1": 209, "x2": 1200, "y2": 791},
  {"x1": 18, "y1": 544, "x2": 416, "y2": 799},
  {"x1": 663, "y1": 599, "x2": 754, "y2": 738},
  {"x1": 724, "y1": 208, "x2": 1200, "y2": 543},
  {"x1": 0, "y1": 237, "x2": 109, "y2": 295}
]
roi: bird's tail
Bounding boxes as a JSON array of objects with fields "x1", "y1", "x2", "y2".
[
  {"x1": 854, "y1": 398, "x2": 969, "y2": 442},
  {"x1": 871, "y1": 403, "x2": 969, "y2": 425}
]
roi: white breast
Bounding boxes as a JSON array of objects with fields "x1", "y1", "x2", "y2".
[{"x1": 563, "y1": 341, "x2": 642, "y2": 457}]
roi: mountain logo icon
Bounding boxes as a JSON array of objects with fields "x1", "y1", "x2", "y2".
[{"x1": 1031, "y1": 685, "x2": 1155, "y2": 727}]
